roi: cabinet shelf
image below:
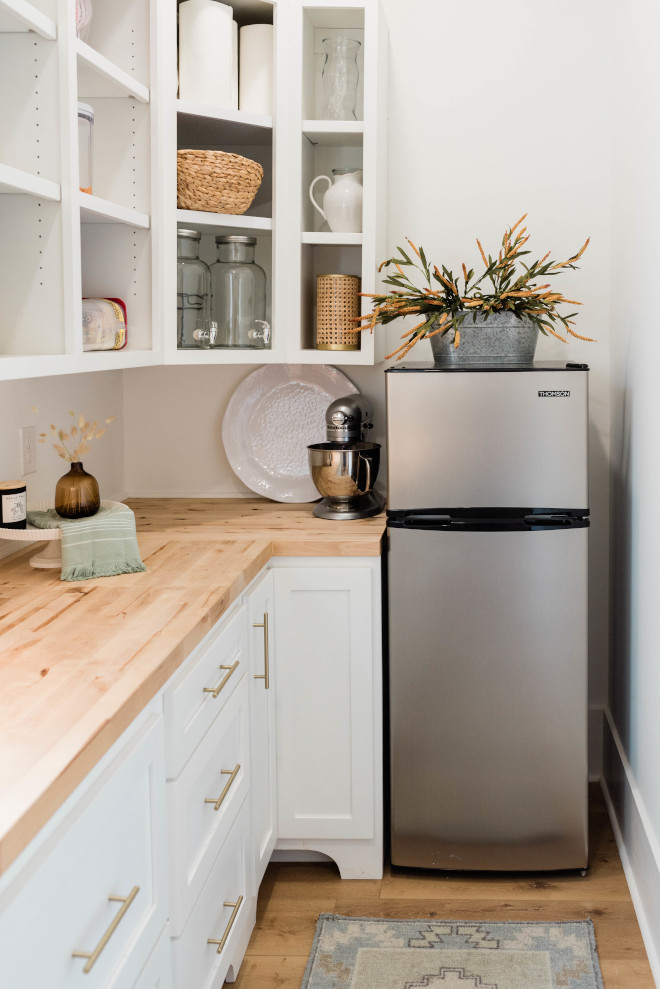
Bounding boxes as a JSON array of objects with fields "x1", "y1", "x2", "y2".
[
  {"x1": 178, "y1": 101, "x2": 272, "y2": 147},
  {"x1": 302, "y1": 120, "x2": 363, "y2": 147},
  {"x1": 0, "y1": 0, "x2": 55, "y2": 39},
  {"x1": 0, "y1": 163, "x2": 60, "y2": 200},
  {"x1": 169, "y1": 348, "x2": 279, "y2": 366},
  {"x1": 0, "y1": 349, "x2": 161, "y2": 380},
  {"x1": 176, "y1": 210, "x2": 272, "y2": 236},
  {"x1": 80, "y1": 193, "x2": 150, "y2": 228},
  {"x1": 76, "y1": 40, "x2": 150, "y2": 102}
]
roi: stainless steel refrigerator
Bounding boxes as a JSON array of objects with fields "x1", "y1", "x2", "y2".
[{"x1": 386, "y1": 361, "x2": 589, "y2": 871}]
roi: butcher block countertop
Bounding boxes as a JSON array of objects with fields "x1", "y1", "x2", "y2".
[{"x1": 0, "y1": 498, "x2": 385, "y2": 876}]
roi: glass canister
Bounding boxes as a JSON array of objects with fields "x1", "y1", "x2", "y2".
[
  {"x1": 321, "y1": 37, "x2": 361, "y2": 120},
  {"x1": 210, "y1": 235, "x2": 270, "y2": 348},
  {"x1": 177, "y1": 228, "x2": 211, "y2": 348},
  {"x1": 77, "y1": 102, "x2": 94, "y2": 194}
]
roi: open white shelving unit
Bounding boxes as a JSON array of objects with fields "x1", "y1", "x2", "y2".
[
  {"x1": 0, "y1": 0, "x2": 387, "y2": 380},
  {"x1": 164, "y1": 0, "x2": 387, "y2": 366},
  {"x1": 0, "y1": 0, "x2": 162, "y2": 380}
]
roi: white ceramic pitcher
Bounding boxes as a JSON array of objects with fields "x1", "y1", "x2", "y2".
[{"x1": 309, "y1": 167, "x2": 363, "y2": 233}]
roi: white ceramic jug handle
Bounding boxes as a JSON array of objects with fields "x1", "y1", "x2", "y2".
[{"x1": 309, "y1": 175, "x2": 331, "y2": 222}]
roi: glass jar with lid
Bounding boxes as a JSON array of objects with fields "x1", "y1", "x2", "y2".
[
  {"x1": 177, "y1": 229, "x2": 211, "y2": 348},
  {"x1": 77, "y1": 102, "x2": 94, "y2": 194},
  {"x1": 210, "y1": 235, "x2": 270, "y2": 349}
]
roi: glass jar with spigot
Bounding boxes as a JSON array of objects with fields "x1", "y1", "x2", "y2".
[
  {"x1": 177, "y1": 229, "x2": 211, "y2": 348},
  {"x1": 210, "y1": 235, "x2": 270, "y2": 348}
]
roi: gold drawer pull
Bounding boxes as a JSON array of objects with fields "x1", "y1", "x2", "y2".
[
  {"x1": 72, "y1": 885, "x2": 140, "y2": 973},
  {"x1": 207, "y1": 895, "x2": 244, "y2": 954},
  {"x1": 252, "y1": 612, "x2": 270, "y2": 690},
  {"x1": 205, "y1": 764, "x2": 241, "y2": 811},
  {"x1": 203, "y1": 660, "x2": 239, "y2": 698}
]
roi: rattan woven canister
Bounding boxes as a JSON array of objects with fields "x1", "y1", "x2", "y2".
[
  {"x1": 177, "y1": 149, "x2": 263, "y2": 214},
  {"x1": 315, "y1": 274, "x2": 361, "y2": 351}
]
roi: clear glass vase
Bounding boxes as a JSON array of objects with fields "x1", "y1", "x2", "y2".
[{"x1": 321, "y1": 38, "x2": 361, "y2": 121}]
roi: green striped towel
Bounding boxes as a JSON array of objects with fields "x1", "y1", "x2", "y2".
[{"x1": 27, "y1": 502, "x2": 147, "y2": 581}]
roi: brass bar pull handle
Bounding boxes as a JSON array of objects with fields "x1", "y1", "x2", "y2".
[
  {"x1": 207, "y1": 895, "x2": 244, "y2": 954},
  {"x1": 72, "y1": 885, "x2": 140, "y2": 973},
  {"x1": 204, "y1": 764, "x2": 241, "y2": 811},
  {"x1": 203, "y1": 660, "x2": 239, "y2": 698},
  {"x1": 252, "y1": 612, "x2": 270, "y2": 689}
]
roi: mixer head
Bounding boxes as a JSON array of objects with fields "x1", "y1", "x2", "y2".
[{"x1": 325, "y1": 395, "x2": 374, "y2": 444}]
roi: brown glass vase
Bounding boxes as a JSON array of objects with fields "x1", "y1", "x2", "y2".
[{"x1": 54, "y1": 462, "x2": 100, "y2": 519}]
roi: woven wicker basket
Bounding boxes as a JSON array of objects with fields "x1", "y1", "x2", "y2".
[
  {"x1": 177, "y1": 150, "x2": 264, "y2": 215},
  {"x1": 316, "y1": 274, "x2": 361, "y2": 351}
]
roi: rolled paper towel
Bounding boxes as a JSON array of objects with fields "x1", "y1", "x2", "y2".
[
  {"x1": 178, "y1": 0, "x2": 233, "y2": 109},
  {"x1": 239, "y1": 24, "x2": 274, "y2": 116}
]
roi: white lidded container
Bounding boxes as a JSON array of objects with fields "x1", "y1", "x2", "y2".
[{"x1": 77, "y1": 102, "x2": 94, "y2": 194}]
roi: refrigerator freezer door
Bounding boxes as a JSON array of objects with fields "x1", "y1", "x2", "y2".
[
  {"x1": 386, "y1": 368, "x2": 588, "y2": 510},
  {"x1": 388, "y1": 524, "x2": 589, "y2": 871}
]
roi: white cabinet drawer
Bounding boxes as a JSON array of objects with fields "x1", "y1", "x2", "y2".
[
  {"x1": 171, "y1": 798, "x2": 254, "y2": 989},
  {"x1": 165, "y1": 602, "x2": 248, "y2": 778},
  {"x1": 0, "y1": 713, "x2": 167, "y2": 989},
  {"x1": 167, "y1": 675, "x2": 250, "y2": 936}
]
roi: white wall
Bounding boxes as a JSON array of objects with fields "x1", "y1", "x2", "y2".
[{"x1": 606, "y1": 0, "x2": 660, "y2": 976}]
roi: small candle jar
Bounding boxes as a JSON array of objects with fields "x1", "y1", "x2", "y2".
[
  {"x1": 0, "y1": 481, "x2": 27, "y2": 529},
  {"x1": 78, "y1": 102, "x2": 94, "y2": 194}
]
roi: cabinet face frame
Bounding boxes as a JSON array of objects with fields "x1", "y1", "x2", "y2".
[{"x1": 245, "y1": 568, "x2": 277, "y2": 889}]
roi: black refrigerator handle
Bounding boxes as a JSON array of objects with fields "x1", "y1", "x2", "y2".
[{"x1": 387, "y1": 512, "x2": 589, "y2": 531}]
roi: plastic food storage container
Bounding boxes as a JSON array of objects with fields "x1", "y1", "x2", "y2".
[
  {"x1": 82, "y1": 298, "x2": 127, "y2": 350},
  {"x1": 78, "y1": 102, "x2": 94, "y2": 194}
]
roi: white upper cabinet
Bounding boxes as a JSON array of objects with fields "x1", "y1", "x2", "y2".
[
  {"x1": 0, "y1": 0, "x2": 163, "y2": 380},
  {"x1": 0, "y1": 0, "x2": 387, "y2": 380},
  {"x1": 166, "y1": 0, "x2": 388, "y2": 365}
]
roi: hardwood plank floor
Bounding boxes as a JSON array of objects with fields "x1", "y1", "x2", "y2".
[{"x1": 233, "y1": 785, "x2": 655, "y2": 988}]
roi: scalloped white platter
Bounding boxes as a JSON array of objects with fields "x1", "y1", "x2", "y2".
[{"x1": 222, "y1": 365, "x2": 359, "y2": 503}]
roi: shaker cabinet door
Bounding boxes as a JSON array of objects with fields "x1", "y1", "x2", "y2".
[{"x1": 273, "y1": 565, "x2": 377, "y2": 839}]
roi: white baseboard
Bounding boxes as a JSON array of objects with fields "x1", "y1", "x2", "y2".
[{"x1": 602, "y1": 708, "x2": 660, "y2": 985}]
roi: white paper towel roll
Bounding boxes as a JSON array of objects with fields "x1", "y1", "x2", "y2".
[
  {"x1": 231, "y1": 20, "x2": 239, "y2": 111},
  {"x1": 239, "y1": 24, "x2": 274, "y2": 116},
  {"x1": 178, "y1": 0, "x2": 233, "y2": 109}
]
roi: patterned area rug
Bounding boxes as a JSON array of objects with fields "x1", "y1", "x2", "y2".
[{"x1": 301, "y1": 915, "x2": 604, "y2": 989}]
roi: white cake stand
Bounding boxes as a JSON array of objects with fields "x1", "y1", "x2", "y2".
[{"x1": 0, "y1": 501, "x2": 121, "y2": 568}]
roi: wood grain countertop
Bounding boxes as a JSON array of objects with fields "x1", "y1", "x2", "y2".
[{"x1": 0, "y1": 498, "x2": 385, "y2": 875}]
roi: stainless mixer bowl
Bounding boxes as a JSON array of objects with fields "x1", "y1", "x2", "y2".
[{"x1": 308, "y1": 441, "x2": 381, "y2": 502}]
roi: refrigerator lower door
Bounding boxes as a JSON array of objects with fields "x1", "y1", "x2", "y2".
[{"x1": 388, "y1": 524, "x2": 588, "y2": 871}]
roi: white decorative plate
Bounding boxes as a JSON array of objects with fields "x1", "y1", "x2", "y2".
[{"x1": 222, "y1": 365, "x2": 359, "y2": 503}]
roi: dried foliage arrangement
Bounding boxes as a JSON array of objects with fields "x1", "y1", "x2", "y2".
[
  {"x1": 33, "y1": 408, "x2": 116, "y2": 462},
  {"x1": 354, "y1": 215, "x2": 593, "y2": 360}
]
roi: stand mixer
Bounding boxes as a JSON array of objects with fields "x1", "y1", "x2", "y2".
[{"x1": 307, "y1": 395, "x2": 384, "y2": 520}]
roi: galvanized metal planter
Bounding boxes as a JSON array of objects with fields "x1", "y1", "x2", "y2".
[{"x1": 429, "y1": 311, "x2": 539, "y2": 364}]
